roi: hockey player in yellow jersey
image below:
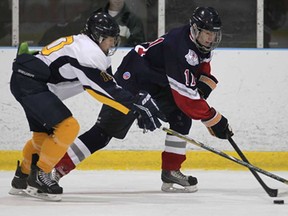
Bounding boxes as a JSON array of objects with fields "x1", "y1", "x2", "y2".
[{"x1": 9, "y1": 12, "x2": 163, "y2": 201}]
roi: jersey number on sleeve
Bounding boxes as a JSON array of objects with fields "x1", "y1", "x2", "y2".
[
  {"x1": 41, "y1": 36, "x2": 74, "y2": 56},
  {"x1": 135, "y1": 37, "x2": 164, "y2": 56}
]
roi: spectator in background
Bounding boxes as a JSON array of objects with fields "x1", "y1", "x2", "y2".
[
  {"x1": 96, "y1": 0, "x2": 145, "y2": 47},
  {"x1": 39, "y1": 0, "x2": 145, "y2": 47},
  {"x1": 264, "y1": 0, "x2": 288, "y2": 48}
]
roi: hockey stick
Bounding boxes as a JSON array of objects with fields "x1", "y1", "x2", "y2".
[
  {"x1": 161, "y1": 127, "x2": 288, "y2": 188},
  {"x1": 228, "y1": 137, "x2": 278, "y2": 197}
]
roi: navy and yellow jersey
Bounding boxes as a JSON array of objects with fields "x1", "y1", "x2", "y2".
[
  {"x1": 134, "y1": 24, "x2": 216, "y2": 120},
  {"x1": 36, "y1": 34, "x2": 134, "y2": 114}
]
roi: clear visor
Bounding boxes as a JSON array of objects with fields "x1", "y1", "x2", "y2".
[
  {"x1": 107, "y1": 36, "x2": 121, "y2": 56},
  {"x1": 190, "y1": 24, "x2": 222, "y2": 53},
  {"x1": 99, "y1": 35, "x2": 121, "y2": 56}
]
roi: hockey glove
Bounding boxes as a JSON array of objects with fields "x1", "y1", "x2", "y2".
[
  {"x1": 202, "y1": 111, "x2": 233, "y2": 139},
  {"x1": 132, "y1": 91, "x2": 164, "y2": 132},
  {"x1": 197, "y1": 74, "x2": 218, "y2": 99}
]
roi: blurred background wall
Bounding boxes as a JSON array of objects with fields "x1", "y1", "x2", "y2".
[{"x1": 1, "y1": 0, "x2": 288, "y2": 48}]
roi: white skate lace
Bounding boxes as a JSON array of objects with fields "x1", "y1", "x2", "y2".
[
  {"x1": 39, "y1": 170, "x2": 56, "y2": 187},
  {"x1": 171, "y1": 170, "x2": 188, "y2": 180}
]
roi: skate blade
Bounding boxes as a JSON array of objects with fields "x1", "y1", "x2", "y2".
[
  {"x1": 9, "y1": 187, "x2": 29, "y2": 196},
  {"x1": 161, "y1": 183, "x2": 198, "y2": 193},
  {"x1": 25, "y1": 186, "x2": 62, "y2": 201}
]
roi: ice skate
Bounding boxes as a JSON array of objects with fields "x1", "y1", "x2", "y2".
[
  {"x1": 9, "y1": 160, "x2": 28, "y2": 196},
  {"x1": 25, "y1": 164, "x2": 63, "y2": 201},
  {"x1": 161, "y1": 170, "x2": 198, "y2": 193}
]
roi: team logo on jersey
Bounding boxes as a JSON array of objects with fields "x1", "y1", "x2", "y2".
[
  {"x1": 100, "y1": 71, "x2": 113, "y2": 82},
  {"x1": 185, "y1": 49, "x2": 199, "y2": 66},
  {"x1": 123, "y1": 71, "x2": 131, "y2": 80}
]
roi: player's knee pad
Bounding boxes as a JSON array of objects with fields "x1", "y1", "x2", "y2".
[
  {"x1": 168, "y1": 110, "x2": 192, "y2": 135},
  {"x1": 53, "y1": 116, "x2": 80, "y2": 147}
]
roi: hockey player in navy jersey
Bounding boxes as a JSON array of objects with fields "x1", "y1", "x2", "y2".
[
  {"x1": 9, "y1": 12, "x2": 163, "y2": 201},
  {"x1": 50, "y1": 6, "x2": 233, "y2": 193}
]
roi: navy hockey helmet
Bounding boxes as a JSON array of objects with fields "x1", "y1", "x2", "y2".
[
  {"x1": 190, "y1": 7, "x2": 222, "y2": 53},
  {"x1": 83, "y1": 12, "x2": 120, "y2": 55}
]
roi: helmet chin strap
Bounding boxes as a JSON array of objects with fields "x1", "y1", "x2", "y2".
[
  {"x1": 196, "y1": 41, "x2": 211, "y2": 54},
  {"x1": 98, "y1": 36, "x2": 104, "y2": 44}
]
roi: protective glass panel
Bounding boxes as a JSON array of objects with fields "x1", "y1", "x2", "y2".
[
  {"x1": 165, "y1": 0, "x2": 257, "y2": 48},
  {"x1": 17, "y1": 0, "x2": 152, "y2": 47},
  {"x1": 19, "y1": 0, "x2": 101, "y2": 46},
  {"x1": 125, "y1": 0, "x2": 159, "y2": 43},
  {"x1": 0, "y1": 0, "x2": 12, "y2": 46},
  {"x1": 264, "y1": 0, "x2": 288, "y2": 48},
  {"x1": 3, "y1": 0, "x2": 288, "y2": 48}
]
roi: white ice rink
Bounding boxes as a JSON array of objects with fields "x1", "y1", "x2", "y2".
[{"x1": 0, "y1": 170, "x2": 287, "y2": 216}]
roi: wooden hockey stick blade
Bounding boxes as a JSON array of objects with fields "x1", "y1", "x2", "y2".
[
  {"x1": 161, "y1": 127, "x2": 288, "y2": 190},
  {"x1": 228, "y1": 137, "x2": 278, "y2": 197}
]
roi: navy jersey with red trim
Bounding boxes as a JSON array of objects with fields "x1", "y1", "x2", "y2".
[
  {"x1": 36, "y1": 34, "x2": 134, "y2": 114},
  {"x1": 134, "y1": 24, "x2": 216, "y2": 120}
]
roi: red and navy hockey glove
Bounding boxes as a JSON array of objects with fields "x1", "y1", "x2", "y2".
[
  {"x1": 197, "y1": 74, "x2": 218, "y2": 99},
  {"x1": 202, "y1": 110, "x2": 233, "y2": 139}
]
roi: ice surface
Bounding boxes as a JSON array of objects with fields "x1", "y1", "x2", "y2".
[{"x1": 1, "y1": 170, "x2": 288, "y2": 216}]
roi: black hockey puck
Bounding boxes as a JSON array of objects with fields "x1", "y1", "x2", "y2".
[{"x1": 273, "y1": 200, "x2": 284, "y2": 204}]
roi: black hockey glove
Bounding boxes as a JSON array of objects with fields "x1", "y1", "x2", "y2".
[
  {"x1": 202, "y1": 111, "x2": 233, "y2": 139},
  {"x1": 197, "y1": 74, "x2": 218, "y2": 99},
  {"x1": 132, "y1": 91, "x2": 165, "y2": 132}
]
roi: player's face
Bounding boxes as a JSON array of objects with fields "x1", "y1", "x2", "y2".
[
  {"x1": 99, "y1": 36, "x2": 118, "y2": 55},
  {"x1": 109, "y1": 0, "x2": 125, "y2": 11},
  {"x1": 197, "y1": 29, "x2": 217, "y2": 48}
]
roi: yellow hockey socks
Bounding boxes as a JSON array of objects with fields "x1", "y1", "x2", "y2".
[
  {"x1": 21, "y1": 132, "x2": 49, "y2": 174},
  {"x1": 37, "y1": 116, "x2": 80, "y2": 173}
]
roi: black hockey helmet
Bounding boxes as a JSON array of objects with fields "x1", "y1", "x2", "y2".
[
  {"x1": 190, "y1": 7, "x2": 222, "y2": 53},
  {"x1": 83, "y1": 12, "x2": 120, "y2": 55}
]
